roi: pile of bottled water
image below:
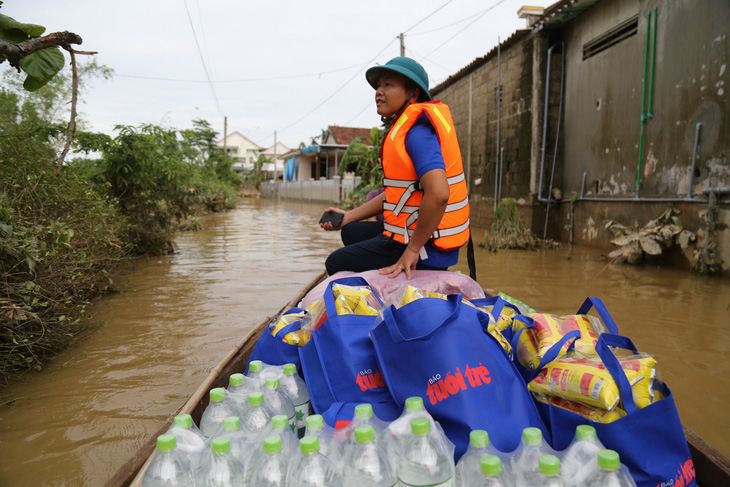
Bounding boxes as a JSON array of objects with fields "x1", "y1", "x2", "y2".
[{"x1": 141, "y1": 361, "x2": 636, "y2": 486}]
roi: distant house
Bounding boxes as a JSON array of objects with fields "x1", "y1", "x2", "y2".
[
  {"x1": 260, "y1": 141, "x2": 292, "y2": 178},
  {"x1": 216, "y1": 132, "x2": 262, "y2": 174},
  {"x1": 297, "y1": 125, "x2": 373, "y2": 181}
]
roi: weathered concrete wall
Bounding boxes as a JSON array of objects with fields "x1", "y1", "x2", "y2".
[
  {"x1": 433, "y1": 31, "x2": 555, "y2": 230},
  {"x1": 559, "y1": 0, "x2": 729, "y2": 199}
]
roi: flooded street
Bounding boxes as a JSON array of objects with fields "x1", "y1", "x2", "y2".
[{"x1": 1, "y1": 198, "x2": 728, "y2": 486}]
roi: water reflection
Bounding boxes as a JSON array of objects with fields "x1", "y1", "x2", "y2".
[{"x1": 0, "y1": 198, "x2": 728, "y2": 486}]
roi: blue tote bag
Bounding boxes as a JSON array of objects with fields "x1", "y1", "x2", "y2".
[
  {"x1": 371, "y1": 293, "x2": 550, "y2": 460},
  {"x1": 298, "y1": 276, "x2": 400, "y2": 427},
  {"x1": 535, "y1": 333, "x2": 696, "y2": 487},
  {"x1": 248, "y1": 307, "x2": 306, "y2": 378}
]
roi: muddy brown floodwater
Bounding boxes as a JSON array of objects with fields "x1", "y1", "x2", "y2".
[{"x1": 1, "y1": 198, "x2": 728, "y2": 486}]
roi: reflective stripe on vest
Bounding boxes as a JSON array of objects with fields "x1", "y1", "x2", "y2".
[{"x1": 381, "y1": 101, "x2": 470, "y2": 251}]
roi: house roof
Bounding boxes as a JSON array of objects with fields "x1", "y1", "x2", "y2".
[
  {"x1": 328, "y1": 126, "x2": 373, "y2": 146},
  {"x1": 216, "y1": 131, "x2": 261, "y2": 148}
]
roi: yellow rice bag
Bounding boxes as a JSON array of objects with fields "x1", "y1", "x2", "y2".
[
  {"x1": 533, "y1": 393, "x2": 627, "y2": 423},
  {"x1": 474, "y1": 303, "x2": 518, "y2": 332},
  {"x1": 268, "y1": 311, "x2": 311, "y2": 346},
  {"x1": 398, "y1": 285, "x2": 478, "y2": 310},
  {"x1": 515, "y1": 313, "x2": 608, "y2": 371},
  {"x1": 486, "y1": 322, "x2": 513, "y2": 356},
  {"x1": 332, "y1": 284, "x2": 381, "y2": 316},
  {"x1": 528, "y1": 354, "x2": 657, "y2": 411}
]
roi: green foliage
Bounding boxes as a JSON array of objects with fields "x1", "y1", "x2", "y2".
[
  {"x1": 338, "y1": 126, "x2": 383, "y2": 208},
  {"x1": 0, "y1": 8, "x2": 64, "y2": 91},
  {"x1": 242, "y1": 154, "x2": 271, "y2": 190},
  {"x1": 0, "y1": 91, "x2": 128, "y2": 377},
  {"x1": 73, "y1": 121, "x2": 240, "y2": 254}
]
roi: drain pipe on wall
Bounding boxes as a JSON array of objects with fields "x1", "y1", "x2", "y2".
[
  {"x1": 543, "y1": 41, "x2": 566, "y2": 240},
  {"x1": 494, "y1": 38, "x2": 502, "y2": 213},
  {"x1": 636, "y1": 9, "x2": 653, "y2": 198},
  {"x1": 537, "y1": 42, "x2": 561, "y2": 203}
]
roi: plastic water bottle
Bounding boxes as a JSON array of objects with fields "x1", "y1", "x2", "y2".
[
  {"x1": 561, "y1": 425, "x2": 604, "y2": 487},
  {"x1": 168, "y1": 413, "x2": 207, "y2": 469},
  {"x1": 263, "y1": 376, "x2": 296, "y2": 431},
  {"x1": 196, "y1": 436, "x2": 246, "y2": 487},
  {"x1": 477, "y1": 455, "x2": 511, "y2": 487},
  {"x1": 387, "y1": 396, "x2": 454, "y2": 454},
  {"x1": 286, "y1": 436, "x2": 343, "y2": 487},
  {"x1": 511, "y1": 427, "x2": 555, "y2": 486},
  {"x1": 240, "y1": 391, "x2": 272, "y2": 436},
  {"x1": 587, "y1": 450, "x2": 637, "y2": 487},
  {"x1": 342, "y1": 425, "x2": 397, "y2": 486},
  {"x1": 345, "y1": 403, "x2": 392, "y2": 457},
  {"x1": 279, "y1": 363, "x2": 311, "y2": 436},
  {"x1": 248, "y1": 360, "x2": 283, "y2": 380},
  {"x1": 539, "y1": 455, "x2": 564, "y2": 486},
  {"x1": 245, "y1": 435, "x2": 288, "y2": 487},
  {"x1": 304, "y1": 414, "x2": 343, "y2": 469},
  {"x1": 266, "y1": 414, "x2": 299, "y2": 456},
  {"x1": 397, "y1": 417, "x2": 456, "y2": 487},
  {"x1": 200, "y1": 387, "x2": 238, "y2": 438},
  {"x1": 213, "y1": 416, "x2": 253, "y2": 467},
  {"x1": 226, "y1": 372, "x2": 264, "y2": 416},
  {"x1": 248, "y1": 360, "x2": 265, "y2": 378},
  {"x1": 141, "y1": 433, "x2": 195, "y2": 487},
  {"x1": 455, "y1": 430, "x2": 506, "y2": 487}
]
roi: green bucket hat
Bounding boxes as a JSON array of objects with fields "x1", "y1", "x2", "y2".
[{"x1": 366, "y1": 56, "x2": 431, "y2": 101}]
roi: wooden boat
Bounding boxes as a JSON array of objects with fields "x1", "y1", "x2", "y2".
[{"x1": 107, "y1": 269, "x2": 730, "y2": 486}]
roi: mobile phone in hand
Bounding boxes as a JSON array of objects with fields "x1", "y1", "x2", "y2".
[{"x1": 319, "y1": 211, "x2": 344, "y2": 227}]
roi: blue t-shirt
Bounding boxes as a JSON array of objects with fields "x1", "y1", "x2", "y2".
[{"x1": 403, "y1": 115, "x2": 460, "y2": 268}]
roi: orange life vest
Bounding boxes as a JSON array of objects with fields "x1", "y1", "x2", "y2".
[{"x1": 381, "y1": 101, "x2": 470, "y2": 252}]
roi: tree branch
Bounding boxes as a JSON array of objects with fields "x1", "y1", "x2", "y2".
[
  {"x1": 0, "y1": 31, "x2": 83, "y2": 69},
  {"x1": 56, "y1": 48, "x2": 79, "y2": 173}
]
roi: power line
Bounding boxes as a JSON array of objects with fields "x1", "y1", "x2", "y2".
[
  {"x1": 409, "y1": 1, "x2": 506, "y2": 37},
  {"x1": 182, "y1": 0, "x2": 224, "y2": 116},
  {"x1": 257, "y1": 38, "x2": 398, "y2": 145},
  {"x1": 403, "y1": 0, "x2": 455, "y2": 33},
  {"x1": 115, "y1": 61, "x2": 366, "y2": 84},
  {"x1": 418, "y1": 0, "x2": 509, "y2": 60}
]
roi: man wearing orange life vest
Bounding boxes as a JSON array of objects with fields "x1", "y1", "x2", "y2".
[{"x1": 321, "y1": 57, "x2": 470, "y2": 280}]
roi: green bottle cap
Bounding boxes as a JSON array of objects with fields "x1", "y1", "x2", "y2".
[
  {"x1": 249, "y1": 391, "x2": 264, "y2": 406},
  {"x1": 355, "y1": 403, "x2": 374, "y2": 420},
  {"x1": 411, "y1": 417, "x2": 430, "y2": 436},
  {"x1": 264, "y1": 435, "x2": 282, "y2": 454},
  {"x1": 470, "y1": 429, "x2": 490, "y2": 448},
  {"x1": 306, "y1": 414, "x2": 324, "y2": 431},
  {"x1": 249, "y1": 360, "x2": 263, "y2": 372},
  {"x1": 283, "y1": 363, "x2": 297, "y2": 375},
  {"x1": 156, "y1": 433, "x2": 176, "y2": 452},
  {"x1": 229, "y1": 373, "x2": 244, "y2": 387},
  {"x1": 539, "y1": 455, "x2": 560, "y2": 476},
  {"x1": 222, "y1": 416, "x2": 240, "y2": 432},
  {"x1": 300, "y1": 436, "x2": 320, "y2": 455},
  {"x1": 266, "y1": 376, "x2": 280, "y2": 389},
  {"x1": 211, "y1": 436, "x2": 230, "y2": 455},
  {"x1": 355, "y1": 425, "x2": 375, "y2": 443},
  {"x1": 173, "y1": 414, "x2": 193, "y2": 429},
  {"x1": 522, "y1": 427, "x2": 543, "y2": 445},
  {"x1": 271, "y1": 414, "x2": 289, "y2": 431},
  {"x1": 405, "y1": 396, "x2": 424, "y2": 412},
  {"x1": 598, "y1": 449, "x2": 621, "y2": 471},
  {"x1": 576, "y1": 424, "x2": 597, "y2": 441},
  {"x1": 209, "y1": 387, "x2": 225, "y2": 403},
  {"x1": 480, "y1": 454, "x2": 502, "y2": 476}
]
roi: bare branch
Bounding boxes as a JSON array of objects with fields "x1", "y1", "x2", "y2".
[
  {"x1": 56, "y1": 48, "x2": 79, "y2": 173},
  {"x1": 0, "y1": 31, "x2": 83, "y2": 69}
]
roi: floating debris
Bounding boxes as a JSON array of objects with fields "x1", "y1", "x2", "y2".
[
  {"x1": 604, "y1": 206, "x2": 696, "y2": 265},
  {"x1": 482, "y1": 199, "x2": 537, "y2": 251}
]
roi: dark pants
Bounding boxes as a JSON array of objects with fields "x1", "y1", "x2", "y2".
[{"x1": 325, "y1": 222, "x2": 446, "y2": 275}]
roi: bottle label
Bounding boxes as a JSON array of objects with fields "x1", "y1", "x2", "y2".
[
  {"x1": 398, "y1": 478, "x2": 454, "y2": 487},
  {"x1": 294, "y1": 401, "x2": 311, "y2": 430}
]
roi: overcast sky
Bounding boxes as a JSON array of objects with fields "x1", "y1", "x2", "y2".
[{"x1": 4, "y1": 0, "x2": 555, "y2": 150}]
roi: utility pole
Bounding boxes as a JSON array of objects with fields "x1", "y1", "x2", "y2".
[
  {"x1": 273, "y1": 130, "x2": 278, "y2": 192},
  {"x1": 223, "y1": 116, "x2": 227, "y2": 155},
  {"x1": 399, "y1": 33, "x2": 405, "y2": 56}
]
